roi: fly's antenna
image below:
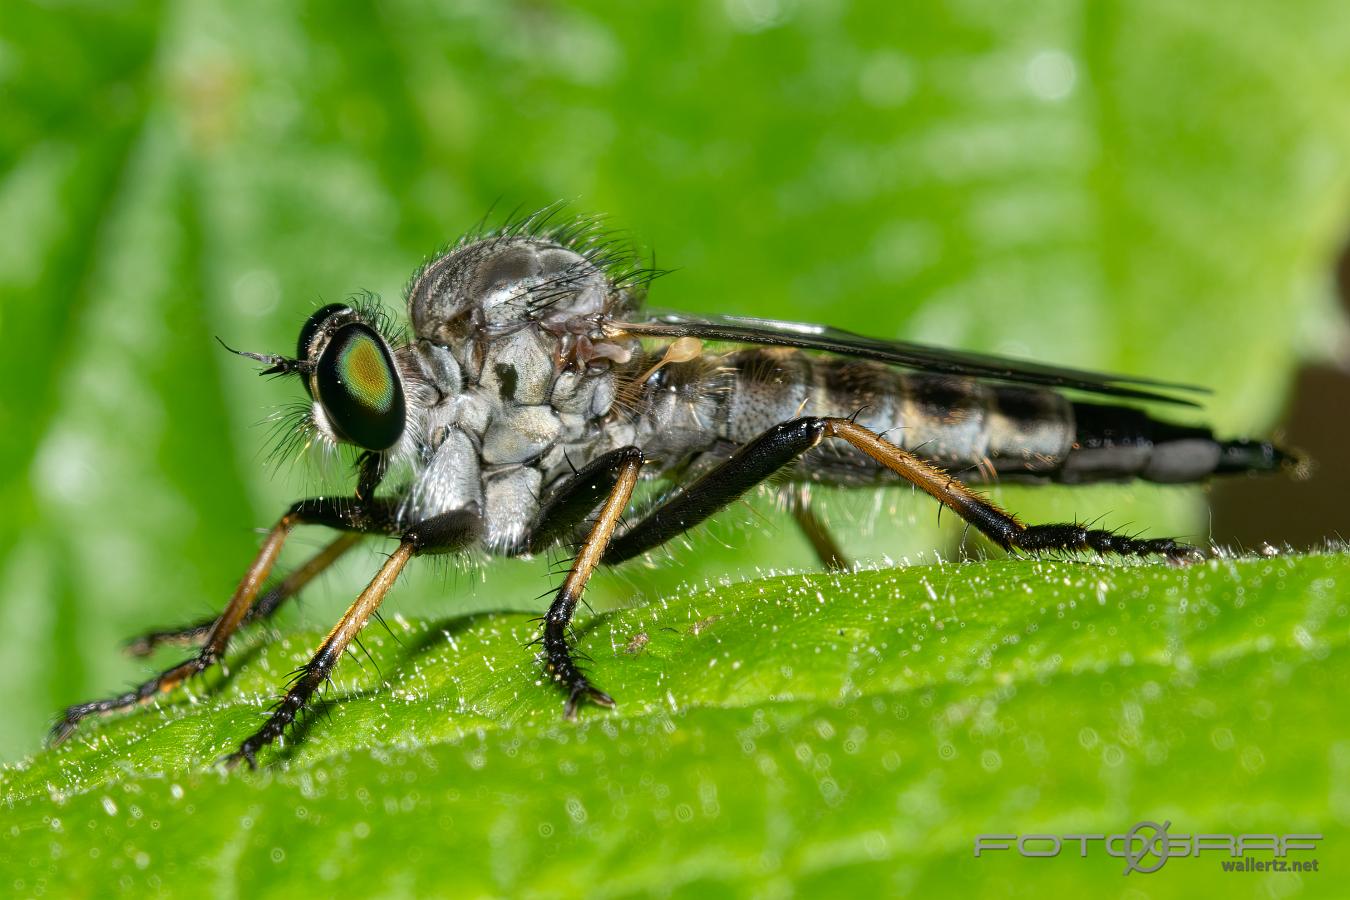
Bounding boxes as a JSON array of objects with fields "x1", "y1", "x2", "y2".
[{"x1": 216, "y1": 337, "x2": 310, "y2": 377}]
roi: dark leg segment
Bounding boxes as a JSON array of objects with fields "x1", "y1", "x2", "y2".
[
  {"x1": 528, "y1": 448, "x2": 644, "y2": 555},
  {"x1": 605, "y1": 419, "x2": 821, "y2": 564},
  {"x1": 126, "y1": 534, "x2": 363, "y2": 656},
  {"x1": 50, "y1": 498, "x2": 398, "y2": 746},
  {"x1": 225, "y1": 510, "x2": 480, "y2": 768},
  {"x1": 542, "y1": 447, "x2": 644, "y2": 717}
]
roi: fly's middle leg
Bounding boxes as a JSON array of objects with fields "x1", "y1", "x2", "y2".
[{"x1": 535, "y1": 447, "x2": 644, "y2": 718}]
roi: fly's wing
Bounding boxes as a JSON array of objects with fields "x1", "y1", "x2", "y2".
[{"x1": 608, "y1": 311, "x2": 1207, "y2": 407}]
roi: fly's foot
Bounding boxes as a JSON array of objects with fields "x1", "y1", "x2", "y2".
[
  {"x1": 547, "y1": 659, "x2": 616, "y2": 720},
  {"x1": 563, "y1": 678, "x2": 615, "y2": 720},
  {"x1": 543, "y1": 627, "x2": 615, "y2": 719},
  {"x1": 223, "y1": 672, "x2": 323, "y2": 770},
  {"x1": 49, "y1": 703, "x2": 103, "y2": 746},
  {"x1": 124, "y1": 621, "x2": 214, "y2": 657},
  {"x1": 1163, "y1": 543, "x2": 1206, "y2": 566},
  {"x1": 52, "y1": 696, "x2": 152, "y2": 747},
  {"x1": 51, "y1": 692, "x2": 149, "y2": 746},
  {"x1": 221, "y1": 746, "x2": 258, "y2": 772},
  {"x1": 47, "y1": 653, "x2": 215, "y2": 747},
  {"x1": 1013, "y1": 524, "x2": 1200, "y2": 564}
]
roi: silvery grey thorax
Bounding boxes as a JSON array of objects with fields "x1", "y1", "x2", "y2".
[{"x1": 396, "y1": 236, "x2": 653, "y2": 555}]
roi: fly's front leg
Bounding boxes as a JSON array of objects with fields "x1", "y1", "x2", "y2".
[
  {"x1": 225, "y1": 510, "x2": 480, "y2": 769},
  {"x1": 125, "y1": 534, "x2": 364, "y2": 656},
  {"x1": 538, "y1": 447, "x2": 644, "y2": 718},
  {"x1": 49, "y1": 499, "x2": 397, "y2": 746}
]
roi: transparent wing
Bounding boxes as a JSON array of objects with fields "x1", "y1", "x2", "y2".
[{"x1": 610, "y1": 310, "x2": 1207, "y2": 407}]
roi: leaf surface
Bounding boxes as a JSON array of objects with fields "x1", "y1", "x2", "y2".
[{"x1": 4, "y1": 553, "x2": 1345, "y2": 897}]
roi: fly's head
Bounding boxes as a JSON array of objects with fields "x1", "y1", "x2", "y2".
[{"x1": 225, "y1": 298, "x2": 427, "y2": 473}]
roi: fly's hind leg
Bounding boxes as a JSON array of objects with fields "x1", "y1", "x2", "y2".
[
  {"x1": 598, "y1": 418, "x2": 1194, "y2": 570},
  {"x1": 125, "y1": 534, "x2": 363, "y2": 657},
  {"x1": 820, "y1": 420, "x2": 1198, "y2": 563},
  {"x1": 49, "y1": 500, "x2": 396, "y2": 746}
]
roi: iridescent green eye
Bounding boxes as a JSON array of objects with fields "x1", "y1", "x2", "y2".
[{"x1": 314, "y1": 323, "x2": 406, "y2": 450}]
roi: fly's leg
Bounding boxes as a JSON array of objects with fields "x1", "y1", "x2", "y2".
[
  {"x1": 602, "y1": 418, "x2": 1194, "y2": 567},
  {"x1": 604, "y1": 420, "x2": 832, "y2": 564},
  {"x1": 125, "y1": 534, "x2": 363, "y2": 657},
  {"x1": 820, "y1": 419, "x2": 1197, "y2": 563},
  {"x1": 536, "y1": 447, "x2": 644, "y2": 718},
  {"x1": 528, "y1": 448, "x2": 647, "y2": 555},
  {"x1": 50, "y1": 499, "x2": 397, "y2": 746},
  {"x1": 226, "y1": 544, "x2": 412, "y2": 770},
  {"x1": 787, "y1": 488, "x2": 849, "y2": 571},
  {"x1": 225, "y1": 510, "x2": 480, "y2": 769}
]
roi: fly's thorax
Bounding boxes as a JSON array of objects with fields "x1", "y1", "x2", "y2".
[
  {"x1": 402, "y1": 316, "x2": 637, "y2": 554},
  {"x1": 467, "y1": 323, "x2": 633, "y2": 472},
  {"x1": 397, "y1": 233, "x2": 652, "y2": 553},
  {"x1": 407, "y1": 236, "x2": 618, "y2": 347}
]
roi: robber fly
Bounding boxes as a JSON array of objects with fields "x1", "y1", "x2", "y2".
[{"x1": 49, "y1": 209, "x2": 1294, "y2": 768}]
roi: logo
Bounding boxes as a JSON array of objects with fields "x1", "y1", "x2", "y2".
[{"x1": 973, "y1": 823, "x2": 1322, "y2": 876}]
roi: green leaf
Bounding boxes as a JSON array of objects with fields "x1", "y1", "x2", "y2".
[{"x1": 3, "y1": 552, "x2": 1346, "y2": 896}]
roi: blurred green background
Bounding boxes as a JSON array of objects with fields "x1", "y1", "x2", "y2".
[{"x1": 2, "y1": 0, "x2": 1350, "y2": 885}]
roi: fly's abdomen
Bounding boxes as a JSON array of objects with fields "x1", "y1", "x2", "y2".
[
  {"x1": 715, "y1": 349, "x2": 1287, "y2": 485},
  {"x1": 1058, "y1": 401, "x2": 1289, "y2": 484},
  {"x1": 717, "y1": 349, "x2": 1069, "y2": 481}
]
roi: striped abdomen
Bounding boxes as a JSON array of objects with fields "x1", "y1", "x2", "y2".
[{"x1": 711, "y1": 348, "x2": 1285, "y2": 485}]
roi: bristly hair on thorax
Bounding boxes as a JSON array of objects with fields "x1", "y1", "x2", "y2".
[{"x1": 405, "y1": 201, "x2": 669, "y2": 305}]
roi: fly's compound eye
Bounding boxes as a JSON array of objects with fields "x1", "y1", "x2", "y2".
[{"x1": 313, "y1": 323, "x2": 406, "y2": 450}]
